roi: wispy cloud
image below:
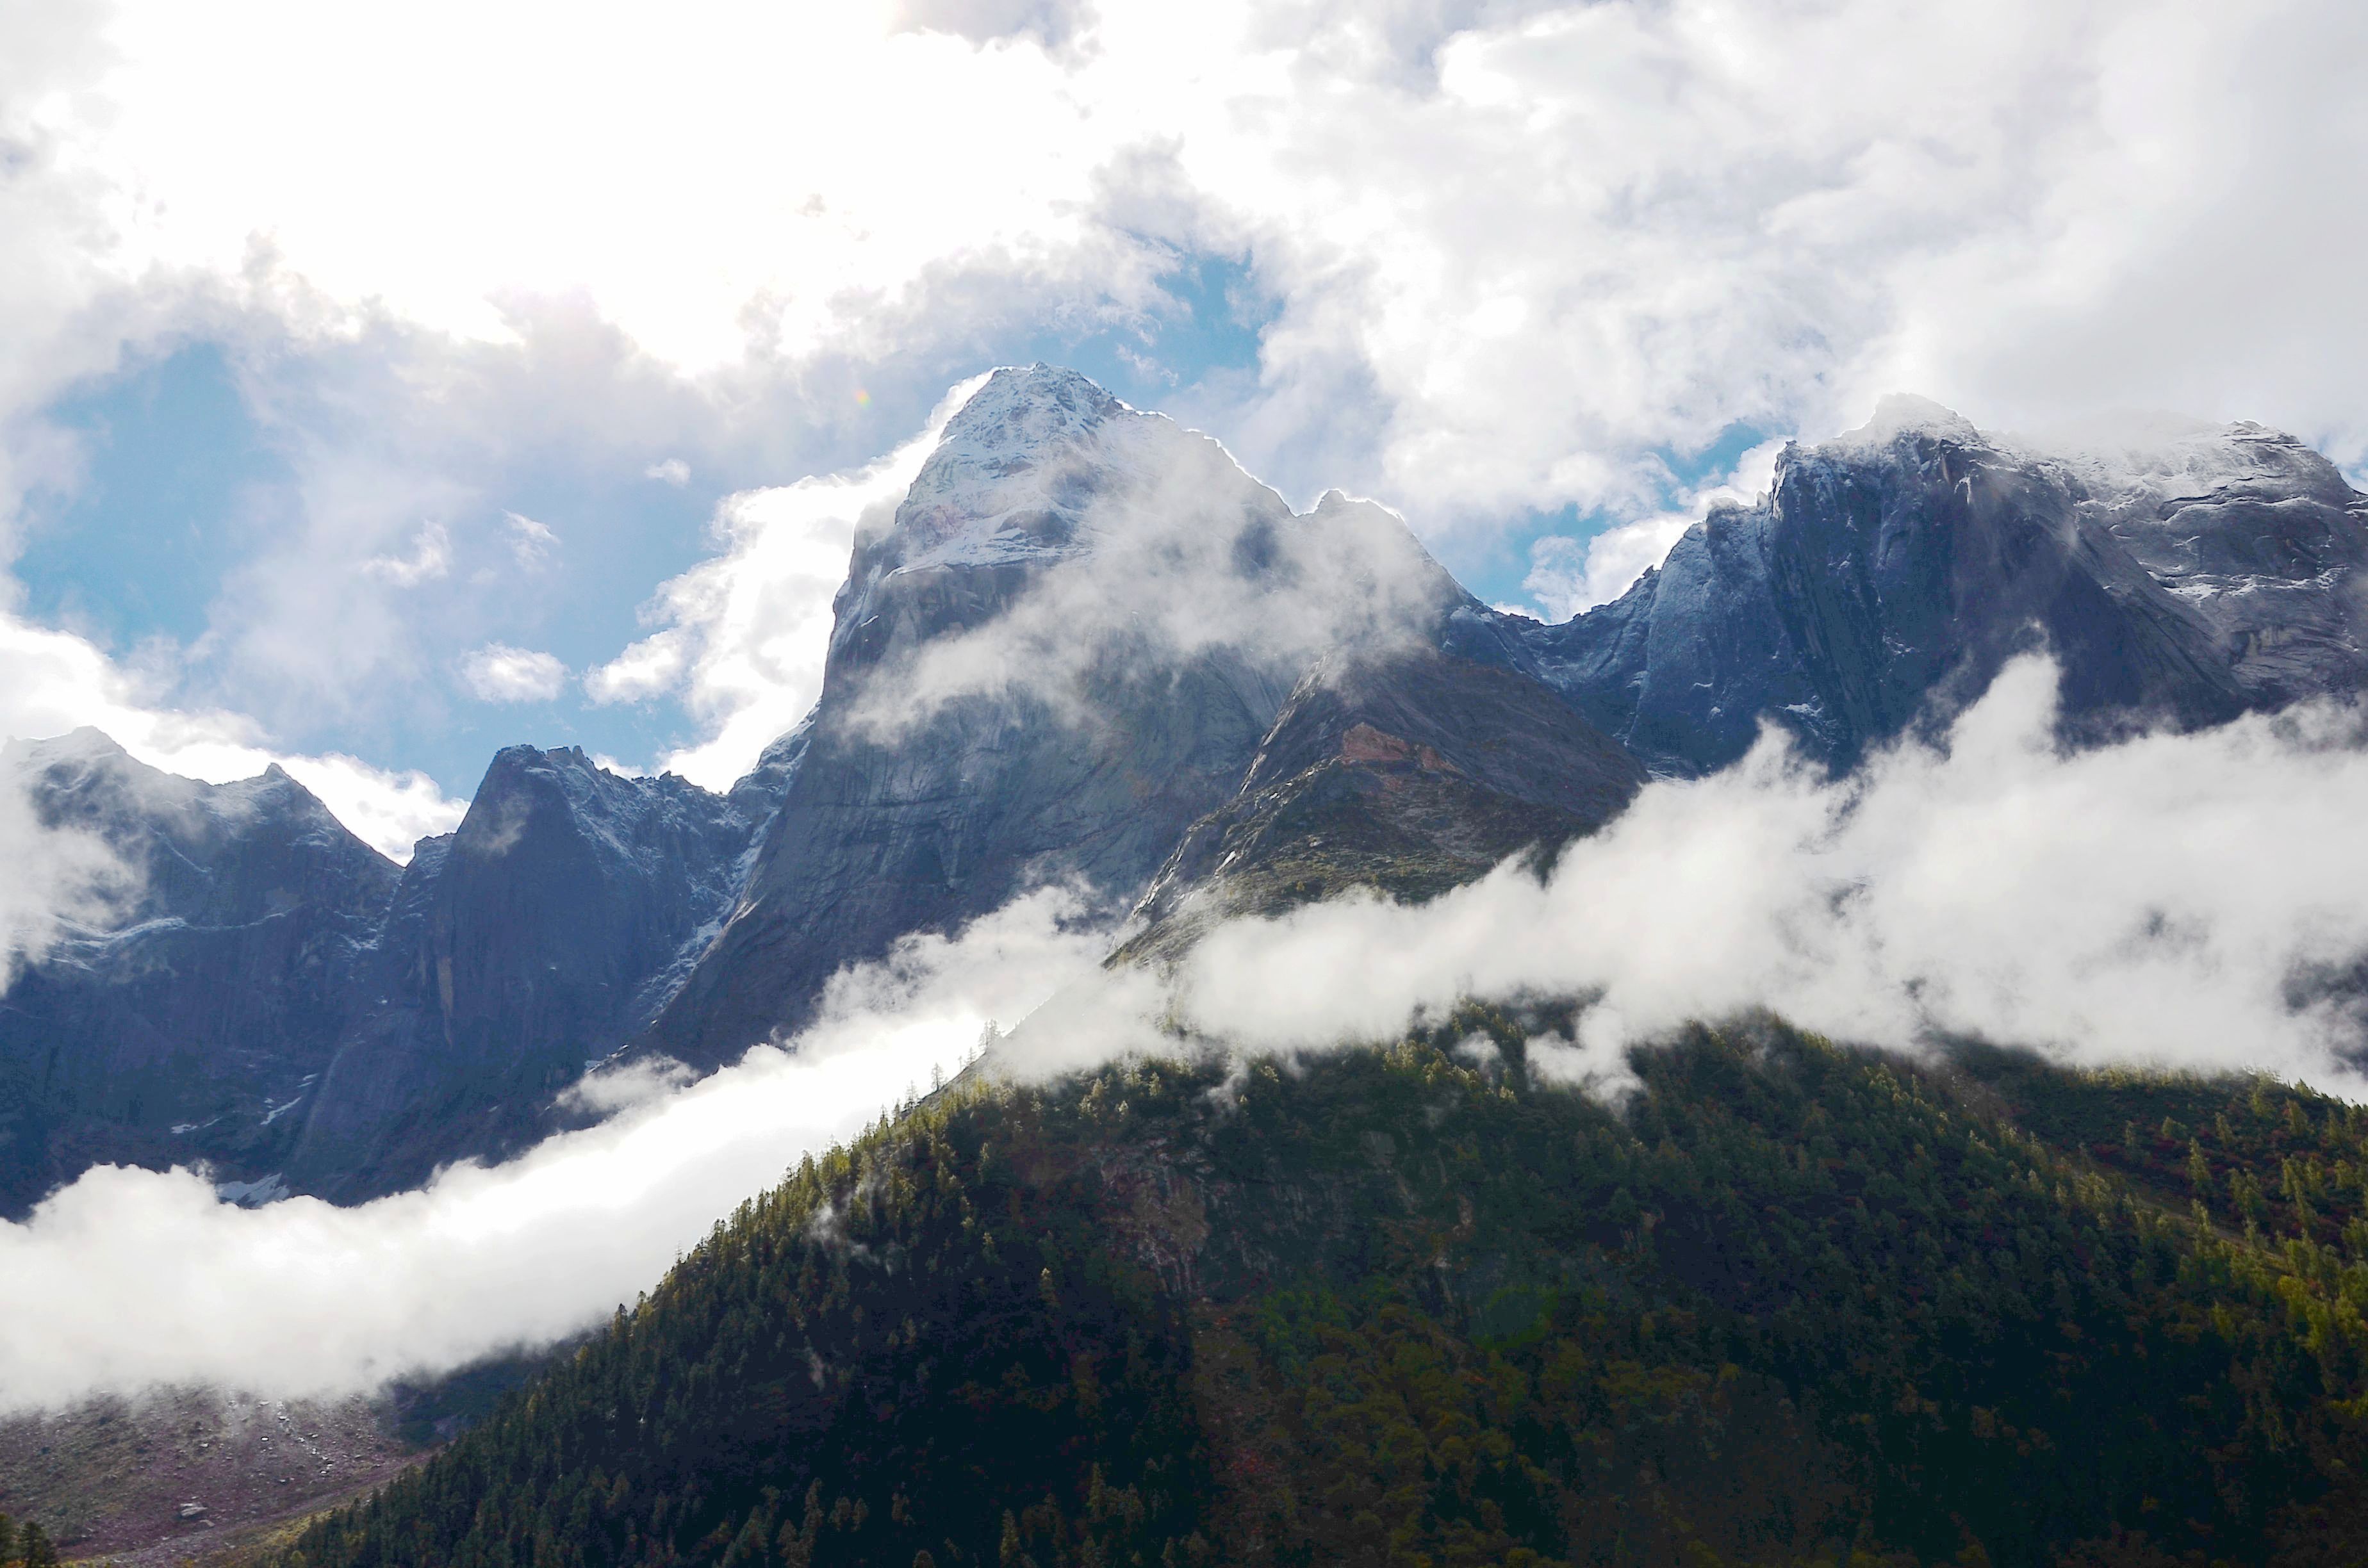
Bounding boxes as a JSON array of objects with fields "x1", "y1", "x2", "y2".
[
  {"x1": 0, "y1": 768, "x2": 131, "y2": 997},
  {"x1": 360, "y1": 521, "x2": 451, "y2": 587},
  {"x1": 460, "y1": 643, "x2": 568, "y2": 704},
  {"x1": 1165, "y1": 657, "x2": 2368, "y2": 1097},
  {"x1": 583, "y1": 376, "x2": 985, "y2": 788},
  {"x1": 504, "y1": 510, "x2": 557, "y2": 567}
]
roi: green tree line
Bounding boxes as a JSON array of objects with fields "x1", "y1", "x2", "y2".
[{"x1": 278, "y1": 1017, "x2": 2368, "y2": 1567}]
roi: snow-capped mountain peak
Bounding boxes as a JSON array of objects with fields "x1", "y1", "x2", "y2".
[{"x1": 882, "y1": 363, "x2": 1190, "y2": 574}]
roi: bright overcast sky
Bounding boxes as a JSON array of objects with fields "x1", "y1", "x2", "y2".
[{"x1": 1, "y1": 0, "x2": 2362, "y2": 854}]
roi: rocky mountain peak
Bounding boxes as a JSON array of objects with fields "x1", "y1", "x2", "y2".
[
  {"x1": 883, "y1": 363, "x2": 1153, "y2": 575},
  {"x1": 1824, "y1": 393, "x2": 1986, "y2": 456},
  {"x1": 932, "y1": 361, "x2": 1124, "y2": 466}
]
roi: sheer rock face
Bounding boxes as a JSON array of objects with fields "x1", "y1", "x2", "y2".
[
  {"x1": 1522, "y1": 402, "x2": 2368, "y2": 776},
  {"x1": 286, "y1": 746, "x2": 766, "y2": 1200},
  {"x1": 631, "y1": 367, "x2": 1573, "y2": 1070},
  {"x1": 0, "y1": 734, "x2": 777, "y2": 1212},
  {"x1": 0, "y1": 732, "x2": 399, "y2": 1213},
  {"x1": 635, "y1": 367, "x2": 1304, "y2": 1069}
]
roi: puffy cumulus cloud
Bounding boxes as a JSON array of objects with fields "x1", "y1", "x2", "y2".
[
  {"x1": 1163, "y1": 657, "x2": 2368, "y2": 1098},
  {"x1": 584, "y1": 377, "x2": 983, "y2": 788},
  {"x1": 1169, "y1": 0, "x2": 2368, "y2": 518},
  {"x1": 0, "y1": 612, "x2": 462, "y2": 861},
  {"x1": 460, "y1": 642, "x2": 569, "y2": 704},
  {"x1": 0, "y1": 885, "x2": 1108, "y2": 1410},
  {"x1": 21, "y1": 3, "x2": 1148, "y2": 375},
  {"x1": 270, "y1": 753, "x2": 465, "y2": 865},
  {"x1": 16, "y1": 0, "x2": 2365, "y2": 544}
]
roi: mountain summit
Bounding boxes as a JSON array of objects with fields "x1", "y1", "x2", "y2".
[
  {"x1": 6, "y1": 372, "x2": 2367, "y2": 1211},
  {"x1": 1519, "y1": 400, "x2": 2368, "y2": 774}
]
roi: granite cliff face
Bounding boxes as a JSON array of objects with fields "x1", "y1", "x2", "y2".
[
  {"x1": 286, "y1": 746, "x2": 771, "y2": 1199},
  {"x1": 6, "y1": 373, "x2": 2367, "y2": 1213},
  {"x1": 0, "y1": 731, "x2": 398, "y2": 1209},
  {"x1": 1522, "y1": 398, "x2": 2368, "y2": 776},
  {"x1": 634, "y1": 368, "x2": 1503, "y2": 1070}
]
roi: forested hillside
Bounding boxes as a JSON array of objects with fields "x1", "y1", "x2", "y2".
[{"x1": 278, "y1": 1018, "x2": 2368, "y2": 1568}]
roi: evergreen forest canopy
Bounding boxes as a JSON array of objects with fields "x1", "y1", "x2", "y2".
[
  {"x1": 0, "y1": 1513, "x2": 59, "y2": 1568},
  {"x1": 272, "y1": 1016, "x2": 2368, "y2": 1568}
]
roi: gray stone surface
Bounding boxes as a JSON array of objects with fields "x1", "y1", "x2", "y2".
[{"x1": 1517, "y1": 401, "x2": 2368, "y2": 776}]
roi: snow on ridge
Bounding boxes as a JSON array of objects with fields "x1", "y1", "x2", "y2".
[
  {"x1": 884, "y1": 363, "x2": 1188, "y2": 574},
  {"x1": 1823, "y1": 393, "x2": 1984, "y2": 455},
  {"x1": 1999, "y1": 415, "x2": 2340, "y2": 513},
  {"x1": 1811, "y1": 396, "x2": 2357, "y2": 523}
]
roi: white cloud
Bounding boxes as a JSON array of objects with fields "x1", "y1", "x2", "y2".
[
  {"x1": 0, "y1": 885, "x2": 1106, "y2": 1409},
  {"x1": 459, "y1": 642, "x2": 568, "y2": 704},
  {"x1": 10, "y1": 0, "x2": 2362, "y2": 546},
  {"x1": 643, "y1": 458, "x2": 690, "y2": 487},
  {"x1": 585, "y1": 375, "x2": 985, "y2": 788},
  {"x1": 0, "y1": 768, "x2": 130, "y2": 995},
  {"x1": 1169, "y1": 657, "x2": 2368, "y2": 1098},
  {"x1": 504, "y1": 510, "x2": 557, "y2": 567},
  {"x1": 360, "y1": 521, "x2": 452, "y2": 587},
  {"x1": 278, "y1": 752, "x2": 470, "y2": 860}
]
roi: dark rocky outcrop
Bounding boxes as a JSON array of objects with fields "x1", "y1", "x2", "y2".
[
  {"x1": 1520, "y1": 399, "x2": 2368, "y2": 776},
  {"x1": 0, "y1": 735, "x2": 779, "y2": 1211},
  {"x1": 1124, "y1": 648, "x2": 1646, "y2": 957},
  {"x1": 287, "y1": 746, "x2": 768, "y2": 1200},
  {"x1": 0, "y1": 731, "x2": 399, "y2": 1212}
]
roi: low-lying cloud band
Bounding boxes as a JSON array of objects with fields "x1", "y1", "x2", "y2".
[{"x1": 7, "y1": 657, "x2": 2368, "y2": 1411}]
